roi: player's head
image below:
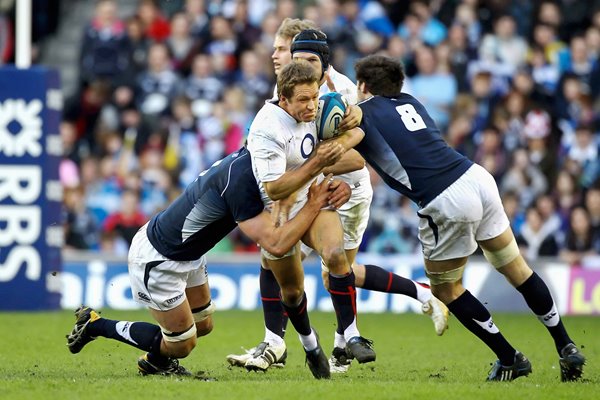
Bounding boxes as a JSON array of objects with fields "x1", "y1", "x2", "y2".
[
  {"x1": 291, "y1": 29, "x2": 330, "y2": 82},
  {"x1": 277, "y1": 62, "x2": 320, "y2": 122},
  {"x1": 354, "y1": 55, "x2": 405, "y2": 100},
  {"x1": 272, "y1": 18, "x2": 317, "y2": 76}
]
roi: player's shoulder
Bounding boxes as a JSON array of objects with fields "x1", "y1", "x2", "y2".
[{"x1": 325, "y1": 67, "x2": 358, "y2": 104}]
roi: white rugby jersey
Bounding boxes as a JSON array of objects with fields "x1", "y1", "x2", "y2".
[
  {"x1": 269, "y1": 66, "x2": 372, "y2": 211},
  {"x1": 247, "y1": 101, "x2": 319, "y2": 217}
]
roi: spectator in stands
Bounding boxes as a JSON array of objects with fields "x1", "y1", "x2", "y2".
[
  {"x1": 64, "y1": 186, "x2": 99, "y2": 250},
  {"x1": 566, "y1": 123, "x2": 599, "y2": 177},
  {"x1": 166, "y1": 12, "x2": 201, "y2": 75},
  {"x1": 502, "y1": 191, "x2": 525, "y2": 234},
  {"x1": 204, "y1": 15, "x2": 238, "y2": 72},
  {"x1": 103, "y1": 189, "x2": 147, "y2": 247},
  {"x1": 501, "y1": 148, "x2": 548, "y2": 209},
  {"x1": 474, "y1": 125, "x2": 507, "y2": 180},
  {"x1": 137, "y1": 0, "x2": 170, "y2": 42},
  {"x1": 523, "y1": 108, "x2": 558, "y2": 186},
  {"x1": 493, "y1": 90, "x2": 528, "y2": 152},
  {"x1": 411, "y1": 45, "x2": 457, "y2": 131},
  {"x1": 531, "y1": 22, "x2": 566, "y2": 67},
  {"x1": 516, "y1": 206, "x2": 560, "y2": 261},
  {"x1": 560, "y1": 206, "x2": 599, "y2": 266},
  {"x1": 535, "y1": 193, "x2": 565, "y2": 245},
  {"x1": 445, "y1": 22, "x2": 475, "y2": 92},
  {"x1": 79, "y1": 0, "x2": 129, "y2": 87},
  {"x1": 165, "y1": 96, "x2": 202, "y2": 188},
  {"x1": 124, "y1": 16, "x2": 150, "y2": 81},
  {"x1": 184, "y1": 0, "x2": 210, "y2": 40},
  {"x1": 478, "y1": 14, "x2": 528, "y2": 78},
  {"x1": 398, "y1": 0, "x2": 446, "y2": 46},
  {"x1": 553, "y1": 169, "x2": 582, "y2": 226},
  {"x1": 233, "y1": 50, "x2": 271, "y2": 113},
  {"x1": 135, "y1": 42, "x2": 181, "y2": 119},
  {"x1": 585, "y1": 183, "x2": 600, "y2": 239}
]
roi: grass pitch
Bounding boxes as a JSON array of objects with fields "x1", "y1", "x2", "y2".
[{"x1": 0, "y1": 310, "x2": 597, "y2": 400}]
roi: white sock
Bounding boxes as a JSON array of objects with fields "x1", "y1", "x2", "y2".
[
  {"x1": 264, "y1": 328, "x2": 285, "y2": 346},
  {"x1": 299, "y1": 329, "x2": 318, "y2": 351},
  {"x1": 415, "y1": 282, "x2": 432, "y2": 303},
  {"x1": 343, "y1": 318, "x2": 360, "y2": 342},
  {"x1": 334, "y1": 332, "x2": 346, "y2": 349}
]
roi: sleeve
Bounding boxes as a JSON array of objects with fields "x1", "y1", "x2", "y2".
[
  {"x1": 224, "y1": 175, "x2": 265, "y2": 222},
  {"x1": 247, "y1": 126, "x2": 287, "y2": 183}
]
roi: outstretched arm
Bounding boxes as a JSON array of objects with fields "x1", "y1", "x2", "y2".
[
  {"x1": 332, "y1": 127, "x2": 365, "y2": 151},
  {"x1": 239, "y1": 176, "x2": 350, "y2": 257}
]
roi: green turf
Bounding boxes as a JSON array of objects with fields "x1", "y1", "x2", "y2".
[{"x1": 0, "y1": 310, "x2": 597, "y2": 400}]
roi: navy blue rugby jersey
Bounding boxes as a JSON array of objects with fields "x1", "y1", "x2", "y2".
[
  {"x1": 146, "y1": 147, "x2": 264, "y2": 261},
  {"x1": 357, "y1": 93, "x2": 472, "y2": 207}
]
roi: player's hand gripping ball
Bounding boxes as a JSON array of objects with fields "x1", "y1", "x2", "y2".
[{"x1": 315, "y1": 92, "x2": 348, "y2": 140}]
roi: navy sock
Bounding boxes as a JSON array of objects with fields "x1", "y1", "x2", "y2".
[
  {"x1": 516, "y1": 272, "x2": 572, "y2": 353},
  {"x1": 260, "y1": 267, "x2": 287, "y2": 338},
  {"x1": 447, "y1": 290, "x2": 516, "y2": 365},
  {"x1": 88, "y1": 318, "x2": 162, "y2": 352},
  {"x1": 362, "y1": 264, "x2": 418, "y2": 299},
  {"x1": 328, "y1": 271, "x2": 357, "y2": 334},
  {"x1": 281, "y1": 292, "x2": 312, "y2": 336}
]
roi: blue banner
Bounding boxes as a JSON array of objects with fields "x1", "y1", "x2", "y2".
[
  {"x1": 60, "y1": 254, "x2": 429, "y2": 313},
  {"x1": 58, "y1": 254, "x2": 583, "y2": 314},
  {"x1": 0, "y1": 66, "x2": 63, "y2": 310}
]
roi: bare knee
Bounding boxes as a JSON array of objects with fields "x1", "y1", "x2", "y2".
[
  {"x1": 497, "y1": 255, "x2": 533, "y2": 287},
  {"x1": 164, "y1": 337, "x2": 197, "y2": 359},
  {"x1": 320, "y1": 246, "x2": 349, "y2": 275},
  {"x1": 431, "y1": 282, "x2": 465, "y2": 304},
  {"x1": 196, "y1": 317, "x2": 214, "y2": 337},
  {"x1": 280, "y1": 286, "x2": 304, "y2": 305}
]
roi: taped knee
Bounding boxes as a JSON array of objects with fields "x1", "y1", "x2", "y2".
[
  {"x1": 161, "y1": 323, "x2": 197, "y2": 343},
  {"x1": 482, "y1": 237, "x2": 520, "y2": 269},
  {"x1": 192, "y1": 300, "x2": 216, "y2": 323},
  {"x1": 425, "y1": 265, "x2": 465, "y2": 285}
]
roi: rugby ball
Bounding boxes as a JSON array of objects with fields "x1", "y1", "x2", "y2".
[{"x1": 315, "y1": 92, "x2": 348, "y2": 140}]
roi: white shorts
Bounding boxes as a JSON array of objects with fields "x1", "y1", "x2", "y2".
[
  {"x1": 417, "y1": 164, "x2": 510, "y2": 261},
  {"x1": 128, "y1": 224, "x2": 209, "y2": 311}
]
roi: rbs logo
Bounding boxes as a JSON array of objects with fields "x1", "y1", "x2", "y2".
[{"x1": 0, "y1": 98, "x2": 44, "y2": 282}]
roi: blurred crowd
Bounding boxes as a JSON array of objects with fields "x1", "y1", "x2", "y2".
[{"x1": 3, "y1": 0, "x2": 600, "y2": 266}]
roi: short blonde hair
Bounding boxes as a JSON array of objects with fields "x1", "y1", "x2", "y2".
[
  {"x1": 276, "y1": 17, "x2": 317, "y2": 40},
  {"x1": 277, "y1": 62, "x2": 319, "y2": 99}
]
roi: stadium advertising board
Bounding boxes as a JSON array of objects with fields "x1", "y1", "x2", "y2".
[
  {"x1": 0, "y1": 66, "x2": 63, "y2": 310},
  {"x1": 60, "y1": 254, "x2": 599, "y2": 315},
  {"x1": 568, "y1": 268, "x2": 600, "y2": 315}
]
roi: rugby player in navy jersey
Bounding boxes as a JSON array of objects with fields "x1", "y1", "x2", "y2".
[
  {"x1": 65, "y1": 146, "x2": 351, "y2": 376},
  {"x1": 331, "y1": 54, "x2": 585, "y2": 382}
]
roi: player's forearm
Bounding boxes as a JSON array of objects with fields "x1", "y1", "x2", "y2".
[
  {"x1": 322, "y1": 149, "x2": 365, "y2": 175},
  {"x1": 261, "y1": 201, "x2": 321, "y2": 257},
  {"x1": 264, "y1": 157, "x2": 323, "y2": 200},
  {"x1": 332, "y1": 127, "x2": 365, "y2": 151}
]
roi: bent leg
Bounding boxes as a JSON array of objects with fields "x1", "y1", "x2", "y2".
[
  {"x1": 425, "y1": 257, "x2": 517, "y2": 366},
  {"x1": 480, "y1": 228, "x2": 575, "y2": 354}
]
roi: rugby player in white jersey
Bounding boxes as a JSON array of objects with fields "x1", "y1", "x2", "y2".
[
  {"x1": 65, "y1": 147, "x2": 351, "y2": 376},
  {"x1": 228, "y1": 21, "x2": 448, "y2": 374}
]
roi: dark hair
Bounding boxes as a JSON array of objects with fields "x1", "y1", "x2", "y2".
[
  {"x1": 291, "y1": 29, "x2": 330, "y2": 80},
  {"x1": 277, "y1": 62, "x2": 320, "y2": 99},
  {"x1": 354, "y1": 55, "x2": 405, "y2": 97}
]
